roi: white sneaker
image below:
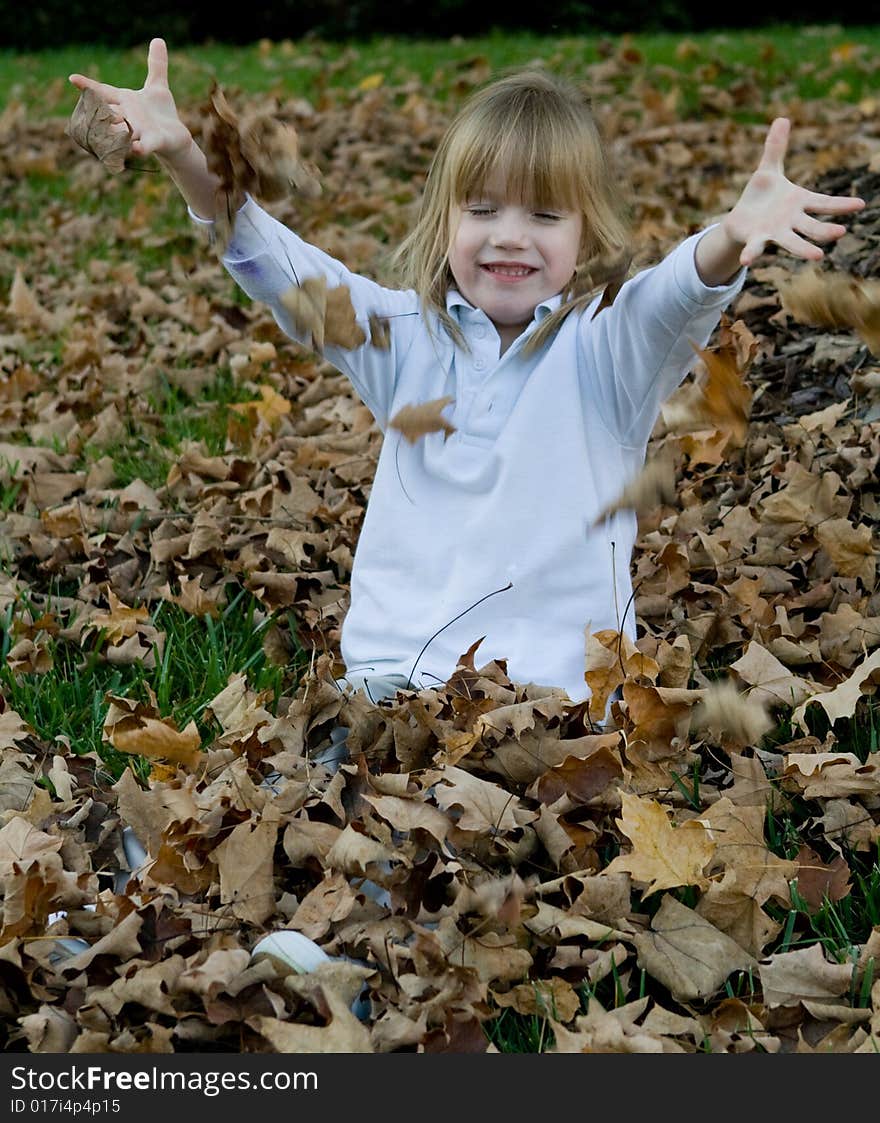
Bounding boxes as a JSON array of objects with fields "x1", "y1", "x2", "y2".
[{"x1": 250, "y1": 930, "x2": 371, "y2": 1020}]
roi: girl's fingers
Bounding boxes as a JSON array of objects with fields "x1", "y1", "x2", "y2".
[
  {"x1": 804, "y1": 190, "x2": 866, "y2": 214},
  {"x1": 757, "y1": 117, "x2": 791, "y2": 173},
  {"x1": 144, "y1": 38, "x2": 169, "y2": 90},
  {"x1": 795, "y1": 214, "x2": 847, "y2": 243},
  {"x1": 740, "y1": 236, "x2": 766, "y2": 266},
  {"x1": 68, "y1": 73, "x2": 120, "y2": 101}
]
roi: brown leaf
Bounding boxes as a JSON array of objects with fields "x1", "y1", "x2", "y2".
[
  {"x1": 605, "y1": 791, "x2": 716, "y2": 896},
  {"x1": 202, "y1": 82, "x2": 321, "y2": 218},
  {"x1": 593, "y1": 446, "x2": 677, "y2": 524},
  {"x1": 689, "y1": 679, "x2": 774, "y2": 749},
  {"x1": 390, "y1": 396, "x2": 456, "y2": 444},
  {"x1": 103, "y1": 695, "x2": 203, "y2": 770},
  {"x1": 324, "y1": 285, "x2": 367, "y2": 349},
  {"x1": 795, "y1": 844, "x2": 852, "y2": 913},
  {"x1": 777, "y1": 267, "x2": 880, "y2": 356},
  {"x1": 67, "y1": 88, "x2": 131, "y2": 173},
  {"x1": 368, "y1": 312, "x2": 391, "y2": 349},
  {"x1": 758, "y1": 943, "x2": 853, "y2": 1008},
  {"x1": 632, "y1": 896, "x2": 757, "y2": 1002},
  {"x1": 281, "y1": 278, "x2": 327, "y2": 349}
]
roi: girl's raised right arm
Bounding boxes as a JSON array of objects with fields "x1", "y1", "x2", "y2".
[{"x1": 68, "y1": 37, "x2": 222, "y2": 221}]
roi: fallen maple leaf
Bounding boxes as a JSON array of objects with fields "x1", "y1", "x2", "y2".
[
  {"x1": 605, "y1": 790, "x2": 716, "y2": 896},
  {"x1": 390, "y1": 396, "x2": 456, "y2": 444},
  {"x1": 632, "y1": 895, "x2": 757, "y2": 1002},
  {"x1": 67, "y1": 88, "x2": 131, "y2": 173}
]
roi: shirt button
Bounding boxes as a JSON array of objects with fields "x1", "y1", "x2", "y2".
[
  {"x1": 474, "y1": 325, "x2": 486, "y2": 340},
  {"x1": 474, "y1": 357, "x2": 486, "y2": 371}
]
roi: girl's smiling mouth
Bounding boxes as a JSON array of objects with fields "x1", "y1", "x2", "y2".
[{"x1": 481, "y1": 262, "x2": 538, "y2": 280}]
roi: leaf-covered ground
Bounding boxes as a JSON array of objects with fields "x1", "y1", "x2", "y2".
[{"x1": 2, "y1": 39, "x2": 880, "y2": 1054}]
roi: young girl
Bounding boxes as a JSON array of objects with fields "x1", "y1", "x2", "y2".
[{"x1": 69, "y1": 39, "x2": 864, "y2": 708}]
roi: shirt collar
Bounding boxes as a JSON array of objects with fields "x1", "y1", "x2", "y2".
[{"x1": 445, "y1": 288, "x2": 563, "y2": 325}]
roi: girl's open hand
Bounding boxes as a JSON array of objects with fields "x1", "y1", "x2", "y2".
[
  {"x1": 68, "y1": 38, "x2": 192, "y2": 161},
  {"x1": 723, "y1": 117, "x2": 865, "y2": 267}
]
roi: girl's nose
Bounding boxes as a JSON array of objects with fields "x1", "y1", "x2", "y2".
[{"x1": 489, "y1": 210, "x2": 529, "y2": 248}]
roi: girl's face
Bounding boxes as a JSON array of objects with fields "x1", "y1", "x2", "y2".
[{"x1": 448, "y1": 170, "x2": 582, "y2": 352}]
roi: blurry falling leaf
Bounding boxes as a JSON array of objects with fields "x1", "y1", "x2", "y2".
[
  {"x1": 776, "y1": 268, "x2": 880, "y2": 356},
  {"x1": 661, "y1": 334, "x2": 752, "y2": 449},
  {"x1": 390, "y1": 396, "x2": 456, "y2": 444},
  {"x1": 369, "y1": 312, "x2": 391, "y2": 349},
  {"x1": 694, "y1": 340, "x2": 753, "y2": 447},
  {"x1": 689, "y1": 679, "x2": 774, "y2": 749},
  {"x1": 325, "y1": 285, "x2": 367, "y2": 349},
  {"x1": 239, "y1": 112, "x2": 321, "y2": 203},
  {"x1": 605, "y1": 790, "x2": 716, "y2": 896},
  {"x1": 203, "y1": 82, "x2": 321, "y2": 207},
  {"x1": 67, "y1": 88, "x2": 131, "y2": 173},
  {"x1": 593, "y1": 447, "x2": 677, "y2": 524},
  {"x1": 281, "y1": 277, "x2": 327, "y2": 349},
  {"x1": 280, "y1": 281, "x2": 365, "y2": 351}
]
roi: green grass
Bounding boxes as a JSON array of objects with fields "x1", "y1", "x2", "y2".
[
  {"x1": 0, "y1": 584, "x2": 307, "y2": 780},
  {"x1": 3, "y1": 24, "x2": 880, "y2": 119},
  {"x1": 84, "y1": 367, "x2": 259, "y2": 490}
]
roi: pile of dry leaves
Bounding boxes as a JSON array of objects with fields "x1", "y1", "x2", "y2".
[{"x1": 2, "y1": 43, "x2": 880, "y2": 1053}]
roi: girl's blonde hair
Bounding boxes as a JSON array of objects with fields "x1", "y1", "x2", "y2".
[{"x1": 391, "y1": 67, "x2": 632, "y2": 352}]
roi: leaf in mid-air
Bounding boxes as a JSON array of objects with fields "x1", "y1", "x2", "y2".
[{"x1": 390, "y1": 396, "x2": 456, "y2": 444}]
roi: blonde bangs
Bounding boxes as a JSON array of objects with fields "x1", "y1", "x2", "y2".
[{"x1": 447, "y1": 95, "x2": 592, "y2": 216}]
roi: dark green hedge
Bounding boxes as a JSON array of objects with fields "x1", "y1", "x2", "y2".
[{"x1": 1, "y1": 1, "x2": 872, "y2": 49}]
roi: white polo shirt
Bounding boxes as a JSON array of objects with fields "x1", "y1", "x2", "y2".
[{"x1": 200, "y1": 198, "x2": 745, "y2": 702}]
